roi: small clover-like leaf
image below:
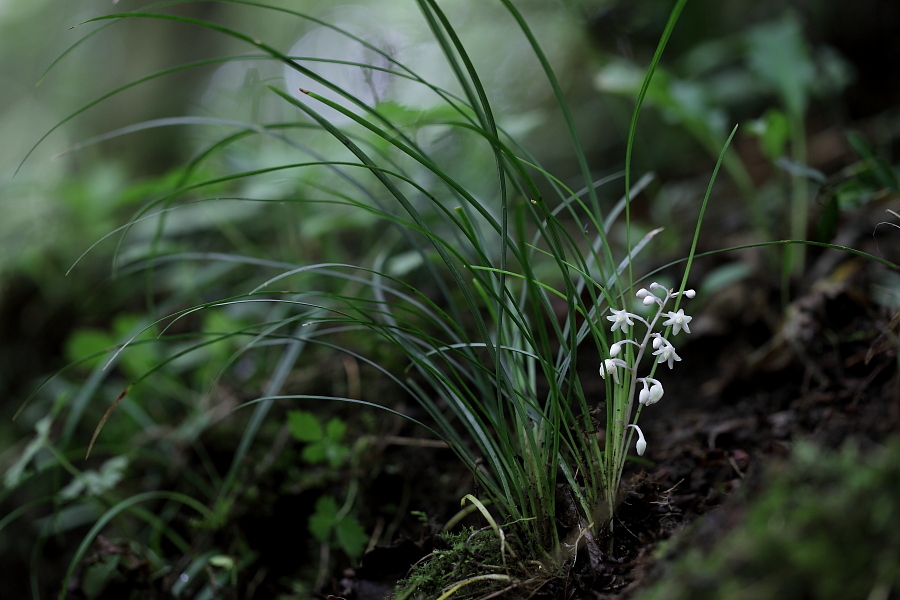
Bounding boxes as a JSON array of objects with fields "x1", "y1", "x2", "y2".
[
  {"x1": 335, "y1": 515, "x2": 368, "y2": 559},
  {"x1": 324, "y1": 417, "x2": 346, "y2": 442},
  {"x1": 301, "y1": 443, "x2": 327, "y2": 464},
  {"x1": 288, "y1": 410, "x2": 323, "y2": 443},
  {"x1": 308, "y1": 495, "x2": 339, "y2": 542},
  {"x1": 327, "y1": 444, "x2": 351, "y2": 468}
]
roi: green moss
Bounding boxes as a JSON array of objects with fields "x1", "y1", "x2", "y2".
[
  {"x1": 637, "y1": 438, "x2": 900, "y2": 600},
  {"x1": 393, "y1": 527, "x2": 506, "y2": 600}
]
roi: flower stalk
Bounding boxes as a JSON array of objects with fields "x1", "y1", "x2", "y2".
[{"x1": 601, "y1": 283, "x2": 694, "y2": 525}]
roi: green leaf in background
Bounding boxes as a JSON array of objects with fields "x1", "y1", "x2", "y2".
[
  {"x1": 65, "y1": 329, "x2": 113, "y2": 371},
  {"x1": 290, "y1": 411, "x2": 351, "y2": 467},
  {"x1": 59, "y1": 456, "x2": 129, "y2": 501},
  {"x1": 774, "y1": 157, "x2": 827, "y2": 184},
  {"x1": 847, "y1": 132, "x2": 900, "y2": 193},
  {"x1": 3, "y1": 416, "x2": 51, "y2": 489},
  {"x1": 288, "y1": 410, "x2": 324, "y2": 443},
  {"x1": 323, "y1": 444, "x2": 350, "y2": 469},
  {"x1": 335, "y1": 514, "x2": 368, "y2": 559},
  {"x1": 307, "y1": 494, "x2": 367, "y2": 559},
  {"x1": 300, "y1": 444, "x2": 327, "y2": 464},
  {"x1": 65, "y1": 315, "x2": 160, "y2": 378},
  {"x1": 308, "y1": 495, "x2": 338, "y2": 543},
  {"x1": 746, "y1": 14, "x2": 815, "y2": 117},
  {"x1": 324, "y1": 417, "x2": 346, "y2": 442},
  {"x1": 111, "y1": 315, "x2": 160, "y2": 379},
  {"x1": 747, "y1": 108, "x2": 789, "y2": 160}
]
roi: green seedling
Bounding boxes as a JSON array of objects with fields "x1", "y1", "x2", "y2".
[
  {"x1": 308, "y1": 494, "x2": 368, "y2": 560},
  {"x1": 288, "y1": 410, "x2": 351, "y2": 469}
]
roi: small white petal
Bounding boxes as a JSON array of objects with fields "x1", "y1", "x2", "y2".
[
  {"x1": 648, "y1": 381, "x2": 664, "y2": 404},
  {"x1": 662, "y1": 309, "x2": 692, "y2": 335},
  {"x1": 606, "y1": 309, "x2": 634, "y2": 333},
  {"x1": 599, "y1": 359, "x2": 621, "y2": 384},
  {"x1": 653, "y1": 346, "x2": 681, "y2": 369}
]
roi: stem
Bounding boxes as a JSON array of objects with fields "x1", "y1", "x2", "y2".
[{"x1": 604, "y1": 290, "x2": 671, "y2": 523}]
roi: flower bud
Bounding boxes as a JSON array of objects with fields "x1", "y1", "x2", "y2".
[
  {"x1": 647, "y1": 381, "x2": 664, "y2": 405},
  {"x1": 625, "y1": 424, "x2": 647, "y2": 456}
]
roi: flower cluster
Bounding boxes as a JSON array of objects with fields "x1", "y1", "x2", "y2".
[{"x1": 599, "y1": 283, "x2": 695, "y2": 456}]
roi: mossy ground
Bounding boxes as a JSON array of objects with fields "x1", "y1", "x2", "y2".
[
  {"x1": 635, "y1": 439, "x2": 900, "y2": 600},
  {"x1": 393, "y1": 527, "x2": 507, "y2": 600}
]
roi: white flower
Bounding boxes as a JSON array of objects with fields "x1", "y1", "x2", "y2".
[
  {"x1": 599, "y1": 358, "x2": 630, "y2": 384},
  {"x1": 652, "y1": 344, "x2": 681, "y2": 369},
  {"x1": 639, "y1": 378, "x2": 665, "y2": 406},
  {"x1": 625, "y1": 424, "x2": 647, "y2": 456},
  {"x1": 647, "y1": 380, "x2": 664, "y2": 404},
  {"x1": 609, "y1": 342, "x2": 622, "y2": 357},
  {"x1": 662, "y1": 309, "x2": 692, "y2": 335},
  {"x1": 599, "y1": 359, "x2": 621, "y2": 385},
  {"x1": 606, "y1": 309, "x2": 634, "y2": 333}
]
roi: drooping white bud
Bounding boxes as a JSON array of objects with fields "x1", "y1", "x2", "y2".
[
  {"x1": 647, "y1": 380, "x2": 664, "y2": 405},
  {"x1": 599, "y1": 359, "x2": 620, "y2": 385},
  {"x1": 683, "y1": 289, "x2": 696, "y2": 298},
  {"x1": 625, "y1": 423, "x2": 647, "y2": 456},
  {"x1": 609, "y1": 342, "x2": 622, "y2": 357},
  {"x1": 635, "y1": 288, "x2": 650, "y2": 299}
]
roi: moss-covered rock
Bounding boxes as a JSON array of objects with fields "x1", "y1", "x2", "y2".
[{"x1": 635, "y1": 438, "x2": 900, "y2": 600}]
